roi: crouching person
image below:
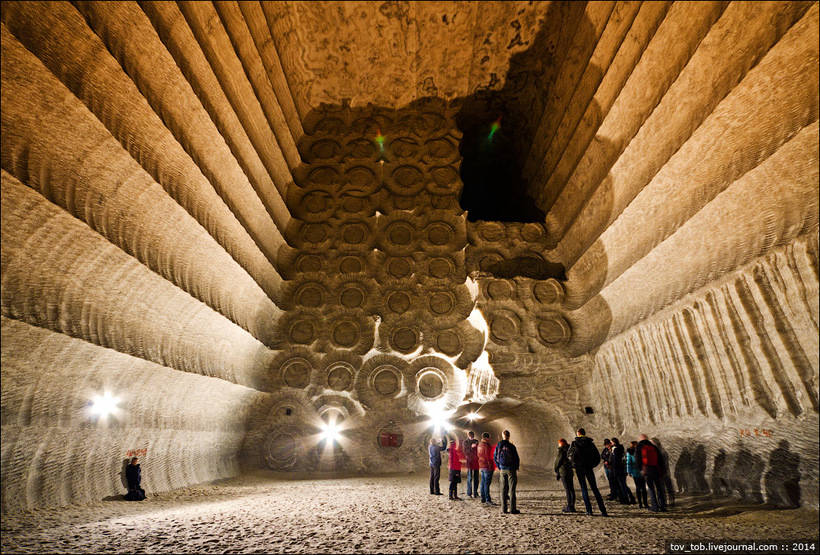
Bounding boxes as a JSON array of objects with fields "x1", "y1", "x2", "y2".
[{"x1": 124, "y1": 457, "x2": 145, "y2": 501}]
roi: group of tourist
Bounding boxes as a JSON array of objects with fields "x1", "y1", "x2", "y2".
[
  {"x1": 428, "y1": 429, "x2": 521, "y2": 513},
  {"x1": 429, "y1": 428, "x2": 671, "y2": 517},
  {"x1": 555, "y1": 429, "x2": 671, "y2": 516}
]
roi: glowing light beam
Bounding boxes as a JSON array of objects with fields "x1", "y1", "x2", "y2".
[{"x1": 488, "y1": 117, "x2": 501, "y2": 141}]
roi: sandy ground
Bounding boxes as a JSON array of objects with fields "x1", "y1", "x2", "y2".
[{"x1": 2, "y1": 473, "x2": 818, "y2": 554}]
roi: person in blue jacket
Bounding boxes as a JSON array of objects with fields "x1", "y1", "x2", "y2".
[
  {"x1": 627, "y1": 441, "x2": 647, "y2": 508},
  {"x1": 428, "y1": 436, "x2": 447, "y2": 495},
  {"x1": 493, "y1": 430, "x2": 520, "y2": 514}
]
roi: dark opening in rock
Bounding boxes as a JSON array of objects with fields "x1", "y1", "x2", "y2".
[{"x1": 456, "y1": 107, "x2": 545, "y2": 223}]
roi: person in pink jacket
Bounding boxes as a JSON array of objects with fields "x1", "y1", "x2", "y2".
[
  {"x1": 477, "y1": 432, "x2": 496, "y2": 504},
  {"x1": 447, "y1": 439, "x2": 465, "y2": 500}
]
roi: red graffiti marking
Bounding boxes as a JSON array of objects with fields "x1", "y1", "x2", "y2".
[{"x1": 738, "y1": 429, "x2": 772, "y2": 438}]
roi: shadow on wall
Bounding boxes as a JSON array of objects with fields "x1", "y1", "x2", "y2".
[
  {"x1": 119, "y1": 458, "x2": 129, "y2": 490},
  {"x1": 101, "y1": 459, "x2": 132, "y2": 501},
  {"x1": 481, "y1": 255, "x2": 566, "y2": 281},
  {"x1": 674, "y1": 445, "x2": 710, "y2": 494},
  {"x1": 652, "y1": 438, "x2": 677, "y2": 506},
  {"x1": 764, "y1": 441, "x2": 801, "y2": 508},
  {"x1": 672, "y1": 440, "x2": 802, "y2": 507}
]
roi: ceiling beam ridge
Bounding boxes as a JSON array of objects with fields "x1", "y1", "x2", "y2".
[
  {"x1": 0, "y1": 2, "x2": 286, "y2": 303},
  {"x1": 522, "y1": 1, "x2": 620, "y2": 180},
  {"x1": 258, "y1": 2, "x2": 311, "y2": 121},
  {"x1": 557, "y1": 1, "x2": 818, "y2": 282},
  {"x1": 600, "y1": 124, "x2": 818, "y2": 338},
  {"x1": 176, "y1": 1, "x2": 296, "y2": 199},
  {"x1": 138, "y1": 1, "x2": 294, "y2": 256},
  {"x1": 561, "y1": 9, "x2": 820, "y2": 309},
  {"x1": 564, "y1": 130, "x2": 818, "y2": 356},
  {"x1": 74, "y1": 0, "x2": 293, "y2": 270},
  {"x1": 236, "y1": 0, "x2": 304, "y2": 142},
  {"x1": 530, "y1": 1, "x2": 671, "y2": 217},
  {"x1": 0, "y1": 30, "x2": 282, "y2": 347},
  {"x1": 542, "y1": 1, "x2": 728, "y2": 247},
  {"x1": 1, "y1": 172, "x2": 279, "y2": 391},
  {"x1": 214, "y1": 0, "x2": 302, "y2": 170},
  {"x1": 506, "y1": 1, "x2": 590, "y2": 170}
]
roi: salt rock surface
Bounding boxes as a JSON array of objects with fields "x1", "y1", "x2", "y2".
[{"x1": 0, "y1": 1, "x2": 817, "y2": 519}]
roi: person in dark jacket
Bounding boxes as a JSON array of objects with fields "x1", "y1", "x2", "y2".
[
  {"x1": 428, "y1": 436, "x2": 447, "y2": 495},
  {"x1": 636, "y1": 434, "x2": 667, "y2": 512},
  {"x1": 601, "y1": 438, "x2": 618, "y2": 501},
  {"x1": 554, "y1": 438, "x2": 575, "y2": 513},
  {"x1": 568, "y1": 428, "x2": 607, "y2": 516},
  {"x1": 124, "y1": 457, "x2": 145, "y2": 501},
  {"x1": 627, "y1": 441, "x2": 647, "y2": 508},
  {"x1": 611, "y1": 437, "x2": 635, "y2": 504},
  {"x1": 493, "y1": 430, "x2": 520, "y2": 514},
  {"x1": 463, "y1": 431, "x2": 479, "y2": 498}
]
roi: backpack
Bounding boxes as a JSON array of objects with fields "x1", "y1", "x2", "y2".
[
  {"x1": 569, "y1": 439, "x2": 600, "y2": 468},
  {"x1": 496, "y1": 442, "x2": 513, "y2": 468},
  {"x1": 587, "y1": 442, "x2": 601, "y2": 468},
  {"x1": 641, "y1": 443, "x2": 659, "y2": 467}
]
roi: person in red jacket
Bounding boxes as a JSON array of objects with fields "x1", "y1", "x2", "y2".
[
  {"x1": 636, "y1": 434, "x2": 667, "y2": 512},
  {"x1": 477, "y1": 432, "x2": 496, "y2": 504},
  {"x1": 447, "y1": 439, "x2": 465, "y2": 500}
]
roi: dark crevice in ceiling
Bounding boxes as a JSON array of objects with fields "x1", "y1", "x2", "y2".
[
  {"x1": 456, "y1": 115, "x2": 545, "y2": 223},
  {"x1": 454, "y1": 1, "x2": 590, "y2": 223}
]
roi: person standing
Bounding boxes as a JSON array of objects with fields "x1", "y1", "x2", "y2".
[
  {"x1": 447, "y1": 439, "x2": 464, "y2": 500},
  {"x1": 611, "y1": 437, "x2": 635, "y2": 504},
  {"x1": 601, "y1": 438, "x2": 618, "y2": 501},
  {"x1": 463, "y1": 431, "x2": 480, "y2": 498},
  {"x1": 627, "y1": 441, "x2": 647, "y2": 508},
  {"x1": 636, "y1": 434, "x2": 667, "y2": 512},
  {"x1": 477, "y1": 432, "x2": 495, "y2": 504},
  {"x1": 554, "y1": 438, "x2": 575, "y2": 513},
  {"x1": 493, "y1": 430, "x2": 520, "y2": 514},
  {"x1": 568, "y1": 428, "x2": 608, "y2": 516},
  {"x1": 428, "y1": 436, "x2": 447, "y2": 495}
]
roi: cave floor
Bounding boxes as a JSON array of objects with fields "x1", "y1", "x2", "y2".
[{"x1": 2, "y1": 473, "x2": 818, "y2": 554}]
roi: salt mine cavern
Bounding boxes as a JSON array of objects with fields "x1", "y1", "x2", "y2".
[{"x1": 1, "y1": 1, "x2": 818, "y2": 553}]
